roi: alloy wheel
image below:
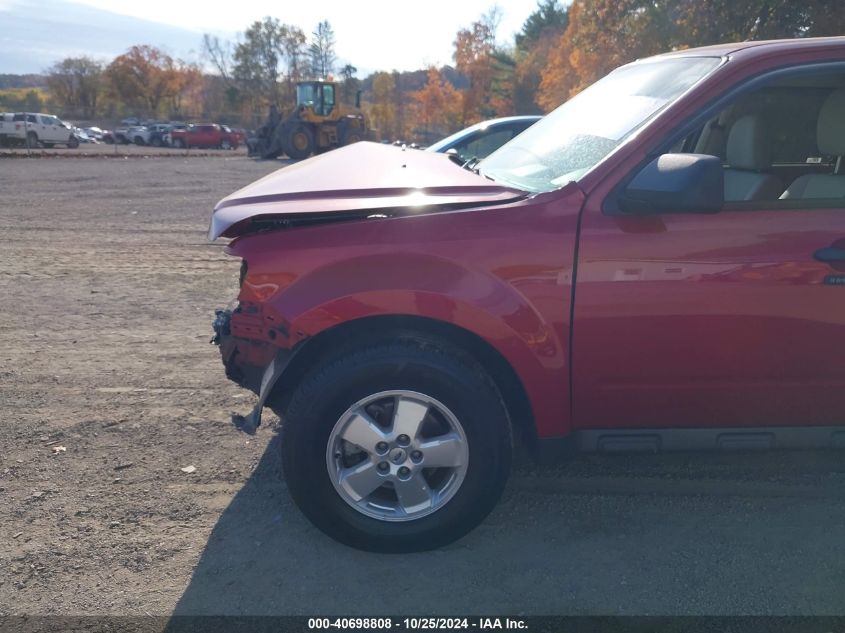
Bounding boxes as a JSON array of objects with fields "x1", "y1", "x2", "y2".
[{"x1": 326, "y1": 390, "x2": 469, "y2": 522}]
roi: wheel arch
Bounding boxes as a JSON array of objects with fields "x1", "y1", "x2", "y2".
[{"x1": 268, "y1": 314, "x2": 538, "y2": 446}]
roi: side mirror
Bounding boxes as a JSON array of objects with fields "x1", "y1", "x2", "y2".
[{"x1": 619, "y1": 153, "x2": 724, "y2": 215}]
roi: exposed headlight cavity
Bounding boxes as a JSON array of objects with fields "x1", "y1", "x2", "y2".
[{"x1": 239, "y1": 260, "x2": 248, "y2": 288}]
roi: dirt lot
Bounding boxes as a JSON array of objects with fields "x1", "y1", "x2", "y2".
[{"x1": 2, "y1": 152, "x2": 845, "y2": 617}]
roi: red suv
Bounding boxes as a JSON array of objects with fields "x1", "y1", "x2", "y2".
[{"x1": 210, "y1": 38, "x2": 845, "y2": 552}]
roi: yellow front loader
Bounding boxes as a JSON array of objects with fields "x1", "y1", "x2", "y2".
[{"x1": 259, "y1": 81, "x2": 369, "y2": 160}]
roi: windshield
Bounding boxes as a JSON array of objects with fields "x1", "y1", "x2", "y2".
[{"x1": 480, "y1": 56, "x2": 721, "y2": 192}]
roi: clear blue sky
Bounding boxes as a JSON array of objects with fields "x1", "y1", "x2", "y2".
[{"x1": 70, "y1": 0, "x2": 544, "y2": 74}]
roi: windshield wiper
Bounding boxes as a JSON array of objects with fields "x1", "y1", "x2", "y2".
[
  {"x1": 461, "y1": 156, "x2": 481, "y2": 172},
  {"x1": 448, "y1": 153, "x2": 495, "y2": 180}
]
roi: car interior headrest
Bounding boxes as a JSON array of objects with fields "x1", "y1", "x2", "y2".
[
  {"x1": 817, "y1": 87, "x2": 845, "y2": 157},
  {"x1": 726, "y1": 115, "x2": 772, "y2": 171}
]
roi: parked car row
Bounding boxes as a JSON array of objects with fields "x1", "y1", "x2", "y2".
[
  {"x1": 112, "y1": 120, "x2": 245, "y2": 149},
  {"x1": 1, "y1": 107, "x2": 528, "y2": 156},
  {"x1": 0, "y1": 112, "x2": 246, "y2": 150}
]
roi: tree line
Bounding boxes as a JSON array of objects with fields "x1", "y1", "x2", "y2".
[{"x1": 26, "y1": 0, "x2": 845, "y2": 142}]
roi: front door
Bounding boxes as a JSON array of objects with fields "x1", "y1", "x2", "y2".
[
  {"x1": 572, "y1": 67, "x2": 845, "y2": 432},
  {"x1": 39, "y1": 115, "x2": 62, "y2": 143}
]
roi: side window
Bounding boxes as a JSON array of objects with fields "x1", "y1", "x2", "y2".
[
  {"x1": 685, "y1": 68, "x2": 845, "y2": 205},
  {"x1": 26, "y1": 114, "x2": 37, "y2": 123},
  {"x1": 323, "y1": 84, "x2": 335, "y2": 116},
  {"x1": 511, "y1": 121, "x2": 536, "y2": 136},
  {"x1": 453, "y1": 129, "x2": 513, "y2": 161}
]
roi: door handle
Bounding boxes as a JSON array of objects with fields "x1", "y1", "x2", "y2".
[{"x1": 815, "y1": 247, "x2": 845, "y2": 262}]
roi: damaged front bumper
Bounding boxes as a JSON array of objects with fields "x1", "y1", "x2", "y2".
[{"x1": 211, "y1": 307, "x2": 295, "y2": 434}]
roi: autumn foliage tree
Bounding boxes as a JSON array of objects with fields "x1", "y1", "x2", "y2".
[
  {"x1": 538, "y1": 0, "x2": 669, "y2": 110},
  {"x1": 368, "y1": 72, "x2": 395, "y2": 140},
  {"x1": 538, "y1": 0, "x2": 845, "y2": 111},
  {"x1": 106, "y1": 45, "x2": 193, "y2": 117},
  {"x1": 672, "y1": 0, "x2": 845, "y2": 44},
  {"x1": 40, "y1": 2, "x2": 845, "y2": 135},
  {"x1": 413, "y1": 67, "x2": 462, "y2": 141},
  {"x1": 453, "y1": 12, "x2": 498, "y2": 125},
  {"x1": 514, "y1": 0, "x2": 568, "y2": 114}
]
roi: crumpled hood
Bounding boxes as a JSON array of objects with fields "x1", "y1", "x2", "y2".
[{"x1": 208, "y1": 141, "x2": 528, "y2": 239}]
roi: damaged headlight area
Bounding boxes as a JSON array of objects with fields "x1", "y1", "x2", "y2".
[
  {"x1": 239, "y1": 260, "x2": 248, "y2": 288},
  {"x1": 210, "y1": 308, "x2": 231, "y2": 345}
]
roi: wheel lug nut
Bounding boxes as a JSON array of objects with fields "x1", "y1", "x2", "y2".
[
  {"x1": 398, "y1": 466, "x2": 411, "y2": 478},
  {"x1": 377, "y1": 461, "x2": 390, "y2": 473},
  {"x1": 397, "y1": 434, "x2": 410, "y2": 446},
  {"x1": 410, "y1": 450, "x2": 423, "y2": 462},
  {"x1": 375, "y1": 441, "x2": 389, "y2": 454}
]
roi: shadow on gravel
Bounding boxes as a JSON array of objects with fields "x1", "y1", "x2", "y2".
[{"x1": 168, "y1": 432, "x2": 845, "y2": 619}]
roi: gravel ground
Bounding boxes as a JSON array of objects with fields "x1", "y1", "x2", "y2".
[{"x1": 1, "y1": 154, "x2": 845, "y2": 617}]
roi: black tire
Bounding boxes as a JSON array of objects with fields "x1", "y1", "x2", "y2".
[
  {"x1": 133, "y1": 136, "x2": 145, "y2": 146},
  {"x1": 340, "y1": 124, "x2": 363, "y2": 146},
  {"x1": 173, "y1": 138, "x2": 185, "y2": 149},
  {"x1": 219, "y1": 138, "x2": 232, "y2": 150},
  {"x1": 67, "y1": 136, "x2": 79, "y2": 149},
  {"x1": 151, "y1": 137, "x2": 162, "y2": 147},
  {"x1": 283, "y1": 124, "x2": 314, "y2": 160},
  {"x1": 280, "y1": 336, "x2": 512, "y2": 553},
  {"x1": 26, "y1": 131, "x2": 38, "y2": 149}
]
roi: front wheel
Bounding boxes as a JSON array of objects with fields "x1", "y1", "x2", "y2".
[
  {"x1": 67, "y1": 135, "x2": 79, "y2": 149},
  {"x1": 26, "y1": 131, "x2": 39, "y2": 149},
  {"x1": 173, "y1": 138, "x2": 185, "y2": 149},
  {"x1": 219, "y1": 138, "x2": 232, "y2": 150},
  {"x1": 280, "y1": 337, "x2": 511, "y2": 552},
  {"x1": 283, "y1": 124, "x2": 314, "y2": 160}
]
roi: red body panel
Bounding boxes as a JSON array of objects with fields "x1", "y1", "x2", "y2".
[
  {"x1": 215, "y1": 38, "x2": 845, "y2": 439},
  {"x1": 573, "y1": 208, "x2": 845, "y2": 429},
  {"x1": 227, "y1": 185, "x2": 584, "y2": 437},
  {"x1": 210, "y1": 142, "x2": 527, "y2": 239}
]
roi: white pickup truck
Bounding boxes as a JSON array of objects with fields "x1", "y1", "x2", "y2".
[{"x1": 0, "y1": 112, "x2": 79, "y2": 148}]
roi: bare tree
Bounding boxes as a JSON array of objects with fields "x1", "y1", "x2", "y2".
[
  {"x1": 202, "y1": 34, "x2": 233, "y2": 83},
  {"x1": 45, "y1": 57, "x2": 103, "y2": 119},
  {"x1": 281, "y1": 25, "x2": 308, "y2": 83},
  {"x1": 309, "y1": 20, "x2": 337, "y2": 78}
]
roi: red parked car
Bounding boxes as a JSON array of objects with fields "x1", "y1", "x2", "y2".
[
  {"x1": 210, "y1": 37, "x2": 845, "y2": 552},
  {"x1": 170, "y1": 123, "x2": 240, "y2": 149}
]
